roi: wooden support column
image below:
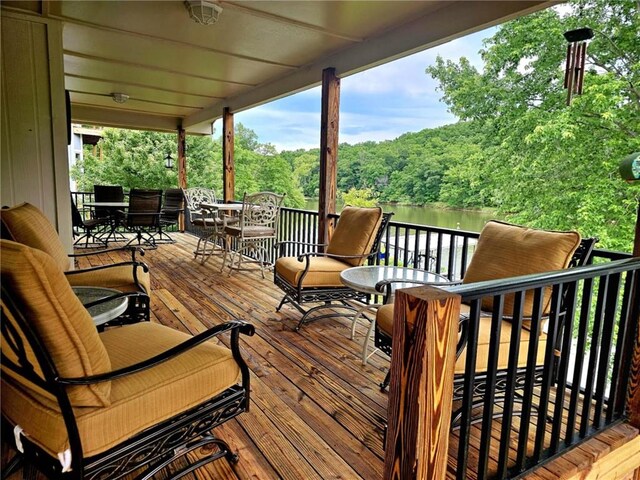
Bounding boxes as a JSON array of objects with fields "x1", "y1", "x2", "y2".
[
  {"x1": 626, "y1": 199, "x2": 640, "y2": 427},
  {"x1": 223, "y1": 107, "x2": 235, "y2": 203},
  {"x1": 384, "y1": 286, "x2": 460, "y2": 480},
  {"x1": 318, "y1": 67, "x2": 340, "y2": 248},
  {"x1": 177, "y1": 127, "x2": 187, "y2": 231}
]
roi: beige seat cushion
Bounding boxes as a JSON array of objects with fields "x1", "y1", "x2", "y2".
[
  {"x1": 275, "y1": 256, "x2": 351, "y2": 287},
  {"x1": 1, "y1": 322, "x2": 241, "y2": 458},
  {"x1": 463, "y1": 221, "x2": 581, "y2": 316},
  {"x1": 1, "y1": 202, "x2": 71, "y2": 271},
  {"x1": 1, "y1": 202, "x2": 151, "y2": 295},
  {"x1": 66, "y1": 264, "x2": 151, "y2": 294},
  {"x1": 376, "y1": 303, "x2": 547, "y2": 374},
  {"x1": 326, "y1": 207, "x2": 383, "y2": 266},
  {"x1": 1, "y1": 240, "x2": 111, "y2": 407}
]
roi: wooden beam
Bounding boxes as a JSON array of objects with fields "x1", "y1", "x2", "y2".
[
  {"x1": 384, "y1": 286, "x2": 460, "y2": 480},
  {"x1": 223, "y1": 107, "x2": 235, "y2": 203},
  {"x1": 177, "y1": 127, "x2": 187, "y2": 231},
  {"x1": 627, "y1": 200, "x2": 640, "y2": 427},
  {"x1": 318, "y1": 67, "x2": 340, "y2": 247}
]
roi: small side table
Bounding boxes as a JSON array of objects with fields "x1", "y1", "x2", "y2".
[
  {"x1": 340, "y1": 266, "x2": 448, "y2": 364},
  {"x1": 73, "y1": 286, "x2": 128, "y2": 327}
]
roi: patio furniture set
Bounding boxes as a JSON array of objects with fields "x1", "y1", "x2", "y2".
[
  {"x1": 0, "y1": 200, "x2": 602, "y2": 479},
  {"x1": 71, "y1": 185, "x2": 185, "y2": 250}
]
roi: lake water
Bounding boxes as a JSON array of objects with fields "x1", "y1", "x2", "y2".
[{"x1": 303, "y1": 199, "x2": 500, "y2": 233}]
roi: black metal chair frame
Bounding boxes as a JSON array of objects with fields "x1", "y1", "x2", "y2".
[
  {"x1": 374, "y1": 237, "x2": 598, "y2": 426},
  {"x1": 70, "y1": 195, "x2": 108, "y2": 249},
  {"x1": 154, "y1": 188, "x2": 185, "y2": 245},
  {"x1": 1, "y1": 285, "x2": 254, "y2": 480},
  {"x1": 121, "y1": 189, "x2": 163, "y2": 249},
  {"x1": 93, "y1": 185, "x2": 127, "y2": 243},
  {"x1": 274, "y1": 212, "x2": 393, "y2": 331}
]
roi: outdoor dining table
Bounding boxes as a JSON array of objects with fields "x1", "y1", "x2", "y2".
[
  {"x1": 340, "y1": 265, "x2": 449, "y2": 364},
  {"x1": 83, "y1": 201, "x2": 130, "y2": 243}
]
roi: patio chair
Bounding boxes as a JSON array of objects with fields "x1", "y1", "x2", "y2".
[
  {"x1": 1, "y1": 239, "x2": 254, "y2": 480},
  {"x1": 0, "y1": 202, "x2": 151, "y2": 324},
  {"x1": 222, "y1": 191, "x2": 285, "y2": 278},
  {"x1": 183, "y1": 187, "x2": 228, "y2": 263},
  {"x1": 121, "y1": 189, "x2": 163, "y2": 248},
  {"x1": 274, "y1": 206, "x2": 393, "y2": 331},
  {"x1": 373, "y1": 221, "x2": 597, "y2": 421},
  {"x1": 70, "y1": 195, "x2": 108, "y2": 249},
  {"x1": 153, "y1": 188, "x2": 185, "y2": 244},
  {"x1": 93, "y1": 185, "x2": 126, "y2": 243}
]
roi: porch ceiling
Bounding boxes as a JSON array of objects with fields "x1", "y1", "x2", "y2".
[{"x1": 6, "y1": 0, "x2": 551, "y2": 134}]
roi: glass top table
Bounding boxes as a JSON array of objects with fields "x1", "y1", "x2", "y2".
[
  {"x1": 72, "y1": 286, "x2": 128, "y2": 326},
  {"x1": 340, "y1": 265, "x2": 448, "y2": 296},
  {"x1": 340, "y1": 265, "x2": 450, "y2": 364}
]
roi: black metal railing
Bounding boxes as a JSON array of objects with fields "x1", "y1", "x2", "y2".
[{"x1": 446, "y1": 257, "x2": 640, "y2": 479}]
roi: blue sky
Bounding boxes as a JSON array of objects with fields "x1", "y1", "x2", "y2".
[{"x1": 227, "y1": 27, "x2": 494, "y2": 152}]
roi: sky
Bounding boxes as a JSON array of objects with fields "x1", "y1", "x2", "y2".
[{"x1": 226, "y1": 27, "x2": 494, "y2": 152}]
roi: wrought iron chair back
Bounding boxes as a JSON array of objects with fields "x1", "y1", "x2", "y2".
[
  {"x1": 183, "y1": 187, "x2": 217, "y2": 224},
  {"x1": 70, "y1": 195, "x2": 108, "y2": 248},
  {"x1": 222, "y1": 192, "x2": 285, "y2": 277}
]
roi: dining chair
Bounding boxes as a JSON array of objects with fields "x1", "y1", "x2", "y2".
[
  {"x1": 121, "y1": 189, "x2": 163, "y2": 248},
  {"x1": 70, "y1": 194, "x2": 108, "y2": 249},
  {"x1": 154, "y1": 188, "x2": 185, "y2": 244},
  {"x1": 183, "y1": 187, "x2": 228, "y2": 263},
  {"x1": 93, "y1": 185, "x2": 126, "y2": 242},
  {"x1": 222, "y1": 192, "x2": 285, "y2": 278},
  {"x1": 1, "y1": 239, "x2": 254, "y2": 480},
  {"x1": 273, "y1": 206, "x2": 393, "y2": 331}
]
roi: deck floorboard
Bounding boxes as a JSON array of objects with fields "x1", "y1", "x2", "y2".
[{"x1": 3, "y1": 233, "x2": 637, "y2": 479}]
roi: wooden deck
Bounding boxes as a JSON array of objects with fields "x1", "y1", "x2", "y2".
[{"x1": 4, "y1": 233, "x2": 639, "y2": 479}]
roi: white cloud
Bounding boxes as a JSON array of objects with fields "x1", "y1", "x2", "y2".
[{"x1": 234, "y1": 27, "x2": 493, "y2": 151}]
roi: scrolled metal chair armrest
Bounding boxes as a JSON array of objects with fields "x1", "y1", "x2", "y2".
[{"x1": 57, "y1": 320, "x2": 255, "y2": 385}]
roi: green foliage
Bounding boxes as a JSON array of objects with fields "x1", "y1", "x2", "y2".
[
  {"x1": 424, "y1": 0, "x2": 640, "y2": 251},
  {"x1": 71, "y1": 123, "x2": 305, "y2": 208},
  {"x1": 340, "y1": 187, "x2": 379, "y2": 207}
]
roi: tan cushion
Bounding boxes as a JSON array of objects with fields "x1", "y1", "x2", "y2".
[
  {"x1": 1, "y1": 203, "x2": 71, "y2": 271},
  {"x1": 376, "y1": 303, "x2": 547, "y2": 374},
  {"x1": 326, "y1": 207, "x2": 383, "y2": 267},
  {"x1": 463, "y1": 221, "x2": 581, "y2": 316},
  {"x1": 0, "y1": 240, "x2": 111, "y2": 407},
  {"x1": 275, "y1": 256, "x2": 351, "y2": 287},
  {"x1": 1, "y1": 322, "x2": 240, "y2": 458},
  {"x1": 66, "y1": 264, "x2": 151, "y2": 294}
]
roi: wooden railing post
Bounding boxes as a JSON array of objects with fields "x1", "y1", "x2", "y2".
[{"x1": 384, "y1": 286, "x2": 460, "y2": 480}]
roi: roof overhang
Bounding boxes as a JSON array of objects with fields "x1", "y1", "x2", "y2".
[{"x1": 2, "y1": 1, "x2": 554, "y2": 135}]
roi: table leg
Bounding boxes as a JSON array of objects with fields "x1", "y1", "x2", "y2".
[{"x1": 350, "y1": 303, "x2": 381, "y2": 365}]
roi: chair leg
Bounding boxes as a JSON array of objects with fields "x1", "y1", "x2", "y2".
[
  {"x1": 380, "y1": 370, "x2": 391, "y2": 392},
  {"x1": 137, "y1": 433, "x2": 237, "y2": 480}
]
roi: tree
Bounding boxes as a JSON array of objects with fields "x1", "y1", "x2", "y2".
[{"x1": 426, "y1": 0, "x2": 640, "y2": 251}]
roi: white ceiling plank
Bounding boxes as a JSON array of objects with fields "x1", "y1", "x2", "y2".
[{"x1": 184, "y1": 1, "x2": 551, "y2": 128}]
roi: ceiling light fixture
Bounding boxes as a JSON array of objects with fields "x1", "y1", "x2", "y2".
[
  {"x1": 111, "y1": 92, "x2": 130, "y2": 104},
  {"x1": 184, "y1": 0, "x2": 222, "y2": 25}
]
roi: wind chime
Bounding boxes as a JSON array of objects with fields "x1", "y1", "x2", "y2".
[{"x1": 563, "y1": 27, "x2": 594, "y2": 105}]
